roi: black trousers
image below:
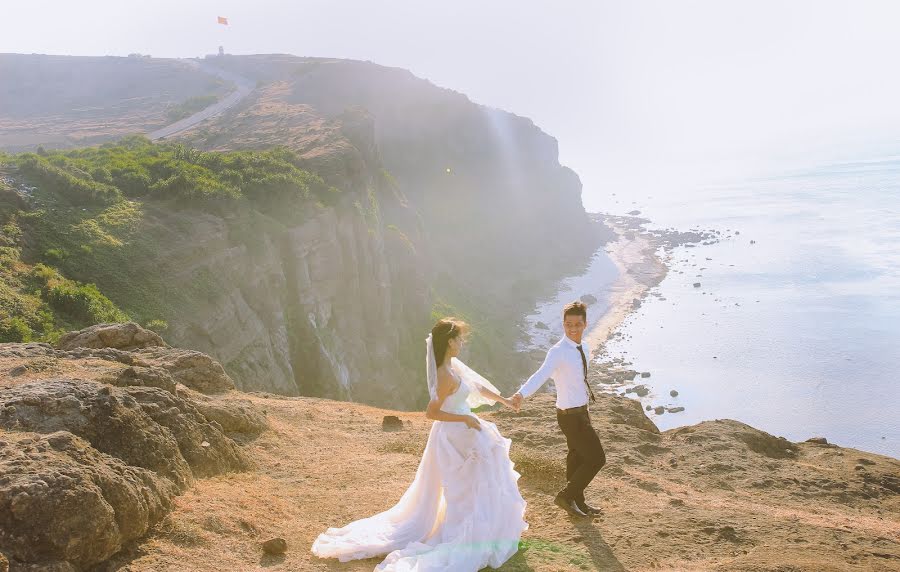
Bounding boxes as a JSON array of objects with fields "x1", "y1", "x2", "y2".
[{"x1": 557, "y1": 408, "x2": 606, "y2": 502}]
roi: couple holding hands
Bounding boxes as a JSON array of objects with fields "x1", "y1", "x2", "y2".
[{"x1": 313, "y1": 301, "x2": 606, "y2": 571}]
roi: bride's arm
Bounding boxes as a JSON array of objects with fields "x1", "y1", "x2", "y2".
[
  {"x1": 477, "y1": 386, "x2": 514, "y2": 409},
  {"x1": 425, "y1": 370, "x2": 481, "y2": 429}
]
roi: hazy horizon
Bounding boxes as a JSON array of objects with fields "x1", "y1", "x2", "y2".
[{"x1": 4, "y1": 1, "x2": 900, "y2": 211}]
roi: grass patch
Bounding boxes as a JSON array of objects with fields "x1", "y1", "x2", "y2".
[{"x1": 166, "y1": 94, "x2": 219, "y2": 122}]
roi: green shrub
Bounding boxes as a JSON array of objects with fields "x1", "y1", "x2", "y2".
[
  {"x1": 145, "y1": 319, "x2": 168, "y2": 333},
  {"x1": 16, "y1": 154, "x2": 122, "y2": 205},
  {"x1": 13, "y1": 140, "x2": 340, "y2": 211},
  {"x1": 0, "y1": 316, "x2": 32, "y2": 342}
]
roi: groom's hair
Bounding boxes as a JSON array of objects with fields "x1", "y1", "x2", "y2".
[{"x1": 563, "y1": 301, "x2": 587, "y2": 321}]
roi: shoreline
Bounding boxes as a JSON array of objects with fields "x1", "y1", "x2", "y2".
[{"x1": 583, "y1": 214, "x2": 670, "y2": 356}]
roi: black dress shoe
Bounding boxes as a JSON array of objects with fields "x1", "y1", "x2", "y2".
[
  {"x1": 575, "y1": 499, "x2": 602, "y2": 515},
  {"x1": 554, "y1": 493, "x2": 589, "y2": 517}
]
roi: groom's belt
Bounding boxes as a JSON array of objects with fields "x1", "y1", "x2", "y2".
[{"x1": 556, "y1": 404, "x2": 589, "y2": 415}]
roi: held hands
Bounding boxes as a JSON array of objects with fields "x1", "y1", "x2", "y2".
[{"x1": 510, "y1": 393, "x2": 523, "y2": 412}]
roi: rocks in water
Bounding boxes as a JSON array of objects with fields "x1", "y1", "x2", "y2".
[
  {"x1": 535, "y1": 321, "x2": 549, "y2": 330},
  {"x1": 654, "y1": 406, "x2": 666, "y2": 415},
  {"x1": 806, "y1": 437, "x2": 828, "y2": 445},
  {"x1": 667, "y1": 406, "x2": 685, "y2": 413},
  {"x1": 262, "y1": 537, "x2": 287, "y2": 555},
  {"x1": 670, "y1": 389, "x2": 679, "y2": 397},
  {"x1": 56, "y1": 322, "x2": 167, "y2": 352},
  {"x1": 693, "y1": 282, "x2": 701, "y2": 288},
  {"x1": 645, "y1": 405, "x2": 652, "y2": 411},
  {"x1": 641, "y1": 372, "x2": 651, "y2": 378},
  {"x1": 750, "y1": 240, "x2": 756, "y2": 244},
  {"x1": 625, "y1": 385, "x2": 650, "y2": 397},
  {"x1": 631, "y1": 298, "x2": 642, "y2": 309},
  {"x1": 382, "y1": 415, "x2": 403, "y2": 431},
  {"x1": 580, "y1": 294, "x2": 598, "y2": 305},
  {"x1": 628, "y1": 210, "x2": 641, "y2": 216}
]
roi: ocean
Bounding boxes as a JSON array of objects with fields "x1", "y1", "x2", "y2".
[{"x1": 527, "y1": 156, "x2": 900, "y2": 458}]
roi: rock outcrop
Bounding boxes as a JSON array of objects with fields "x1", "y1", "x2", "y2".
[
  {"x1": 0, "y1": 334, "x2": 267, "y2": 570},
  {"x1": 55, "y1": 322, "x2": 167, "y2": 352},
  {"x1": 0, "y1": 430, "x2": 176, "y2": 570}
]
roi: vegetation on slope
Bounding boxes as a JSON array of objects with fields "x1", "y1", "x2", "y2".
[{"x1": 0, "y1": 137, "x2": 343, "y2": 343}]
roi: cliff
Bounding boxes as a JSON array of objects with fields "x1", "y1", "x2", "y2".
[
  {"x1": 0, "y1": 53, "x2": 609, "y2": 406},
  {"x1": 1, "y1": 329, "x2": 896, "y2": 571}
]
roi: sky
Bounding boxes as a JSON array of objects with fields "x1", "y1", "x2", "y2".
[{"x1": 3, "y1": 1, "x2": 900, "y2": 211}]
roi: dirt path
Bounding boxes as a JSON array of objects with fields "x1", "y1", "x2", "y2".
[{"x1": 148, "y1": 61, "x2": 255, "y2": 141}]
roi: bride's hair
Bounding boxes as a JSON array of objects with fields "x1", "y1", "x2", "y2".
[{"x1": 431, "y1": 317, "x2": 469, "y2": 367}]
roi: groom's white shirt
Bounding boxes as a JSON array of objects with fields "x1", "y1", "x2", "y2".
[{"x1": 517, "y1": 336, "x2": 591, "y2": 409}]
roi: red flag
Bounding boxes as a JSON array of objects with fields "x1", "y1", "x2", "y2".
[{"x1": 217, "y1": 16, "x2": 229, "y2": 25}]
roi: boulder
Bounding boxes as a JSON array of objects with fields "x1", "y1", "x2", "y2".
[
  {"x1": 101, "y1": 366, "x2": 177, "y2": 394},
  {"x1": 180, "y1": 389, "x2": 269, "y2": 436},
  {"x1": 0, "y1": 379, "x2": 251, "y2": 489},
  {"x1": 0, "y1": 430, "x2": 176, "y2": 570},
  {"x1": 262, "y1": 537, "x2": 287, "y2": 555},
  {"x1": 382, "y1": 415, "x2": 403, "y2": 431},
  {"x1": 133, "y1": 348, "x2": 235, "y2": 394},
  {"x1": 55, "y1": 323, "x2": 166, "y2": 352}
]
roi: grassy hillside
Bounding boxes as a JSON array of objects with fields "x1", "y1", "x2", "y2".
[{"x1": 0, "y1": 137, "x2": 344, "y2": 343}]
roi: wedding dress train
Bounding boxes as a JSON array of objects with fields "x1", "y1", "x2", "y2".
[{"x1": 312, "y1": 358, "x2": 527, "y2": 571}]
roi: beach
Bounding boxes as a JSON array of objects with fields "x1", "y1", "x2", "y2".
[{"x1": 583, "y1": 214, "x2": 670, "y2": 352}]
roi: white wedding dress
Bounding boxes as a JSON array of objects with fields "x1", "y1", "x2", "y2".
[{"x1": 311, "y1": 357, "x2": 528, "y2": 571}]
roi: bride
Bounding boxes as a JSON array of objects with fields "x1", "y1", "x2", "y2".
[{"x1": 312, "y1": 317, "x2": 528, "y2": 571}]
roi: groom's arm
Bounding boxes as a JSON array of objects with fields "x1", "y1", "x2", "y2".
[{"x1": 515, "y1": 347, "x2": 559, "y2": 401}]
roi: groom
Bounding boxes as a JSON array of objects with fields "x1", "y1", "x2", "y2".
[{"x1": 511, "y1": 300, "x2": 606, "y2": 517}]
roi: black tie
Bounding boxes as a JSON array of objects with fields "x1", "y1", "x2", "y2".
[{"x1": 576, "y1": 344, "x2": 596, "y2": 403}]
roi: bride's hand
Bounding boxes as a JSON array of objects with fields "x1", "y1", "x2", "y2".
[{"x1": 464, "y1": 415, "x2": 482, "y2": 431}]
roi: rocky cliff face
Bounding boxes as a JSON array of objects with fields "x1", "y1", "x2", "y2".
[
  {"x1": 1, "y1": 53, "x2": 605, "y2": 405},
  {"x1": 183, "y1": 55, "x2": 610, "y2": 386},
  {"x1": 146, "y1": 107, "x2": 428, "y2": 405},
  {"x1": 150, "y1": 201, "x2": 425, "y2": 405}
]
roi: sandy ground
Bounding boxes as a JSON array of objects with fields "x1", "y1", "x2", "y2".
[{"x1": 83, "y1": 389, "x2": 899, "y2": 572}]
